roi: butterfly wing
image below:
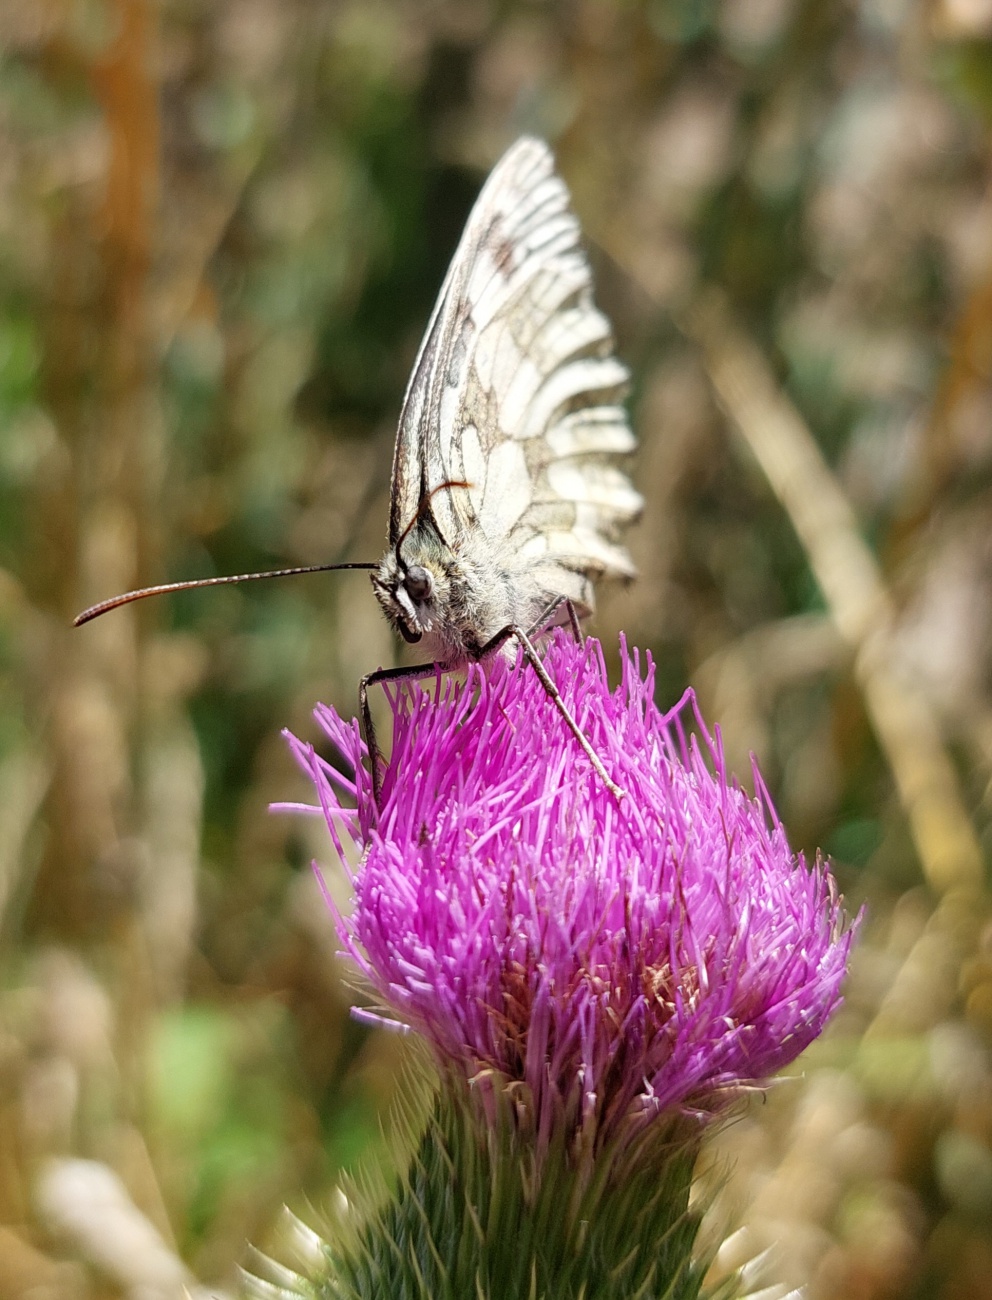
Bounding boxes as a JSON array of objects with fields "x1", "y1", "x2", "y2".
[{"x1": 389, "y1": 137, "x2": 641, "y2": 614}]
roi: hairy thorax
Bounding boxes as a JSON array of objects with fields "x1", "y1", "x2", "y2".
[{"x1": 371, "y1": 524, "x2": 553, "y2": 667}]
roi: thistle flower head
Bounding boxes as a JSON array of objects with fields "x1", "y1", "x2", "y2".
[{"x1": 286, "y1": 634, "x2": 854, "y2": 1157}]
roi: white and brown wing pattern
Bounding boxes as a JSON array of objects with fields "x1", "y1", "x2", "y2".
[{"x1": 389, "y1": 137, "x2": 642, "y2": 613}]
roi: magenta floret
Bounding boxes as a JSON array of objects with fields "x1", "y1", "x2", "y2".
[{"x1": 284, "y1": 634, "x2": 855, "y2": 1151}]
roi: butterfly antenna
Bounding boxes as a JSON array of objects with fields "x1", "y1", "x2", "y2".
[
  {"x1": 73, "y1": 562, "x2": 379, "y2": 627},
  {"x1": 394, "y1": 480, "x2": 472, "y2": 561}
]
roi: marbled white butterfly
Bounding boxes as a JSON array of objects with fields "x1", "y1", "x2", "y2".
[{"x1": 75, "y1": 138, "x2": 642, "y2": 800}]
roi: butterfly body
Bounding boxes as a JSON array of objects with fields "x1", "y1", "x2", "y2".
[{"x1": 372, "y1": 515, "x2": 573, "y2": 665}]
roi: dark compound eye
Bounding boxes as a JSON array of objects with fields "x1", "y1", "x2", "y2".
[{"x1": 405, "y1": 566, "x2": 433, "y2": 602}]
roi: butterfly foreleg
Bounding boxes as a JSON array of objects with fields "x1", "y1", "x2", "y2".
[
  {"x1": 360, "y1": 660, "x2": 443, "y2": 807},
  {"x1": 474, "y1": 613, "x2": 624, "y2": 802}
]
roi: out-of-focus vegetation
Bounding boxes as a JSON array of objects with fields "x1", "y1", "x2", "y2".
[{"x1": 1, "y1": 0, "x2": 991, "y2": 1295}]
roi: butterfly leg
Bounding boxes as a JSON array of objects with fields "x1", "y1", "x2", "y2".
[
  {"x1": 474, "y1": 614, "x2": 625, "y2": 802},
  {"x1": 565, "y1": 599, "x2": 584, "y2": 645},
  {"x1": 522, "y1": 594, "x2": 582, "y2": 643},
  {"x1": 360, "y1": 660, "x2": 442, "y2": 807}
]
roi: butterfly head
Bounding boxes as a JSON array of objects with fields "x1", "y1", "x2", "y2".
[{"x1": 371, "y1": 545, "x2": 444, "y2": 646}]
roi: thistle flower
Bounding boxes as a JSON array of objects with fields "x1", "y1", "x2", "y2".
[
  {"x1": 286, "y1": 634, "x2": 852, "y2": 1152},
  {"x1": 274, "y1": 634, "x2": 855, "y2": 1300}
]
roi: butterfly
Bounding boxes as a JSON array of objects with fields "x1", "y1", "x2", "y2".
[{"x1": 75, "y1": 138, "x2": 642, "y2": 801}]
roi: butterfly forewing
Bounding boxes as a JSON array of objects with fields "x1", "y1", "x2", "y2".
[{"x1": 388, "y1": 137, "x2": 642, "y2": 626}]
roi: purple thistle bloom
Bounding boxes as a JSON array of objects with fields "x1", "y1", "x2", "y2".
[{"x1": 284, "y1": 633, "x2": 854, "y2": 1157}]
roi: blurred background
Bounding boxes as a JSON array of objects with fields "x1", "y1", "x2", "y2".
[{"x1": 1, "y1": 0, "x2": 992, "y2": 1295}]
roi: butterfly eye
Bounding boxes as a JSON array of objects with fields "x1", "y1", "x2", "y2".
[{"x1": 405, "y1": 566, "x2": 434, "y2": 602}]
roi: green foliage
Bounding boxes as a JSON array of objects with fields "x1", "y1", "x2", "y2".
[{"x1": 149, "y1": 1003, "x2": 294, "y2": 1247}]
